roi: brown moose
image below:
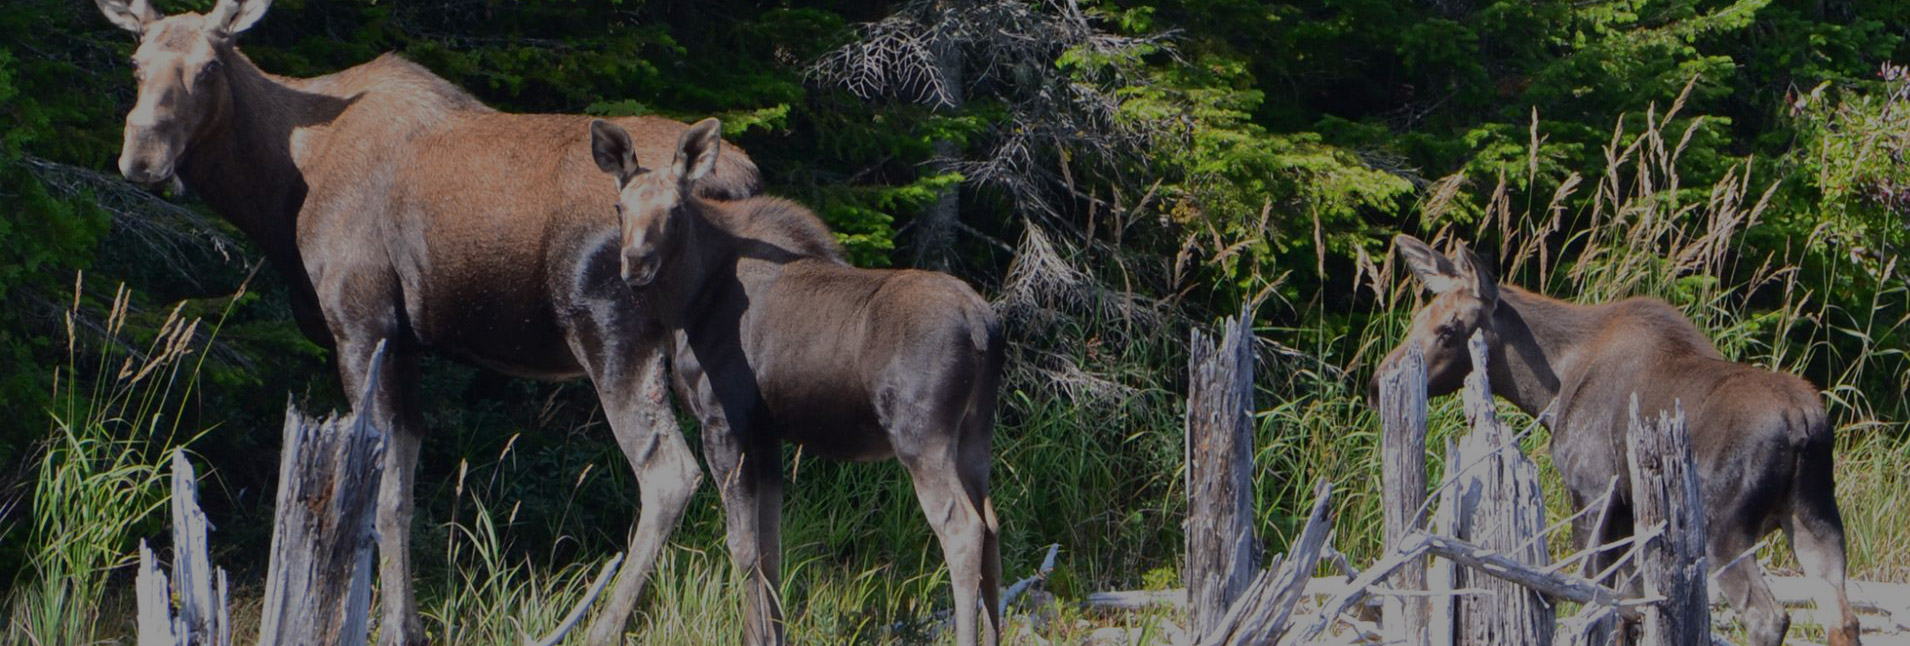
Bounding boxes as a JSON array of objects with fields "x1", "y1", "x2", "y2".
[
  {"x1": 1373, "y1": 235, "x2": 1859, "y2": 646},
  {"x1": 94, "y1": 0, "x2": 768, "y2": 643}
]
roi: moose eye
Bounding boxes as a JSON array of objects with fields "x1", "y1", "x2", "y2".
[{"x1": 198, "y1": 59, "x2": 221, "y2": 80}]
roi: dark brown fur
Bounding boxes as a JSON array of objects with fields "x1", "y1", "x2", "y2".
[
  {"x1": 593, "y1": 118, "x2": 1006, "y2": 646},
  {"x1": 98, "y1": 1, "x2": 756, "y2": 644},
  {"x1": 1373, "y1": 235, "x2": 1859, "y2": 646}
]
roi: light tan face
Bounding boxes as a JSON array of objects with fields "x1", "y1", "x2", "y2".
[
  {"x1": 589, "y1": 117, "x2": 724, "y2": 287},
  {"x1": 97, "y1": 0, "x2": 270, "y2": 185},
  {"x1": 1371, "y1": 235, "x2": 1501, "y2": 399},
  {"x1": 120, "y1": 17, "x2": 227, "y2": 184},
  {"x1": 612, "y1": 171, "x2": 682, "y2": 286}
]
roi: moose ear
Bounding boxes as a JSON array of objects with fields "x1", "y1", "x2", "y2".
[
  {"x1": 1452, "y1": 245, "x2": 1500, "y2": 306},
  {"x1": 206, "y1": 0, "x2": 271, "y2": 36},
  {"x1": 1394, "y1": 234, "x2": 1465, "y2": 295},
  {"x1": 672, "y1": 118, "x2": 722, "y2": 188},
  {"x1": 97, "y1": 0, "x2": 159, "y2": 34},
  {"x1": 590, "y1": 119, "x2": 640, "y2": 183}
]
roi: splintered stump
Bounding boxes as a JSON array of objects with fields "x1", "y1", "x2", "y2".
[
  {"x1": 1624, "y1": 397, "x2": 1709, "y2": 646},
  {"x1": 1198, "y1": 482, "x2": 1336, "y2": 646},
  {"x1": 1378, "y1": 344, "x2": 1431, "y2": 644},
  {"x1": 255, "y1": 404, "x2": 388, "y2": 646},
  {"x1": 135, "y1": 345, "x2": 622, "y2": 646},
  {"x1": 1185, "y1": 306, "x2": 1261, "y2": 640},
  {"x1": 1431, "y1": 332, "x2": 1554, "y2": 646},
  {"x1": 137, "y1": 404, "x2": 387, "y2": 646}
]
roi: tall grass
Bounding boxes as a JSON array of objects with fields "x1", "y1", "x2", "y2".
[
  {"x1": 425, "y1": 450, "x2": 619, "y2": 646},
  {"x1": 5, "y1": 276, "x2": 233, "y2": 646}
]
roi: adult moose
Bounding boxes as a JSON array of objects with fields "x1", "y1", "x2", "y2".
[
  {"x1": 1373, "y1": 235, "x2": 1859, "y2": 646},
  {"x1": 589, "y1": 117, "x2": 1007, "y2": 646},
  {"x1": 94, "y1": 0, "x2": 762, "y2": 644}
]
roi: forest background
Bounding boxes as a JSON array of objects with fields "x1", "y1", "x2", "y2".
[{"x1": 3, "y1": 0, "x2": 1908, "y2": 643}]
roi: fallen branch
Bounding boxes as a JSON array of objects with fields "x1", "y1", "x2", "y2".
[
  {"x1": 1082, "y1": 589, "x2": 1185, "y2": 612},
  {"x1": 1199, "y1": 481, "x2": 1334, "y2": 646},
  {"x1": 523, "y1": 553, "x2": 624, "y2": 646},
  {"x1": 1293, "y1": 534, "x2": 1435, "y2": 643},
  {"x1": 1001, "y1": 543, "x2": 1061, "y2": 615},
  {"x1": 1417, "y1": 533, "x2": 1637, "y2": 619}
]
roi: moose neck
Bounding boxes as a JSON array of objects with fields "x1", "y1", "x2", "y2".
[
  {"x1": 1486, "y1": 286, "x2": 1595, "y2": 416},
  {"x1": 174, "y1": 45, "x2": 345, "y2": 272}
]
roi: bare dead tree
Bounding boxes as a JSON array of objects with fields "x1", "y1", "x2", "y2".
[{"x1": 810, "y1": 0, "x2": 1176, "y2": 263}]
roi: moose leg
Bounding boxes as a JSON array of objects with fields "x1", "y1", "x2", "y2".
[
  {"x1": 1788, "y1": 471, "x2": 1861, "y2": 646},
  {"x1": 1712, "y1": 528, "x2": 1789, "y2": 646},
  {"x1": 751, "y1": 434, "x2": 785, "y2": 617},
  {"x1": 337, "y1": 338, "x2": 428, "y2": 646},
  {"x1": 959, "y1": 407, "x2": 1002, "y2": 644},
  {"x1": 706, "y1": 424, "x2": 784, "y2": 646},
  {"x1": 581, "y1": 349, "x2": 702, "y2": 646},
  {"x1": 901, "y1": 442, "x2": 994, "y2": 646},
  {"x1": 1568, "y1": 489, "x2": 1633, "y2": 646}
]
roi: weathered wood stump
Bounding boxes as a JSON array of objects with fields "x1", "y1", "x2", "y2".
[
  {"x1": 1432, "y1": 332, "x2": 1554, "y2": 646},
  {"x1": 1624, "y1": 396, "x2": 1709, "y2": 646},
  {"x1": 135, "y1": 346, "x2": 622, "y2": 646},
  {"x1": 1378, "y1": 344, "x2": 1431, "y2": 644},
  {"x1": 1198, "y1": 482, "x2": 1335, "y2": 646},
  {"x1": 137, "y1": 402, "x2": 385, "y2": 646},
  {"x1": 1184, "y1": 307, "x2": 1261, "y2": 640}
]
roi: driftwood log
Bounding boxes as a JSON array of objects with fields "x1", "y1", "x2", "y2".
[{"x1": 1184, "y1": 307, "x2": 1261, "y2": 639}]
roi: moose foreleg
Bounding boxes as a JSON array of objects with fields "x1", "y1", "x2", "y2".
[
  {"x1": 583, "y1": 350, "x2": 702, "y2": 646},
  {"x1": 706, "y1": 423, "x2": 785, "y2": 646}
]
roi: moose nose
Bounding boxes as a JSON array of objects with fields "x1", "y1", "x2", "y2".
[
  {"x1": 119, "y1": 156, "x2": 155, "y2": 184},
  {"x1": 118, "y1": 151, "x2": 172, "y2": 186},
  {"x1": 621, "y1": 251, "x2": 659, "y2": 287}
]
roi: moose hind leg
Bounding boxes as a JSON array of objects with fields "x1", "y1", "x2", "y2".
[
  {"x1": 1712, "y1": 527, "x2": 1790, "y2": 646},
  {"x1": 959, "y1": 401, "x2": 1002, "y2": 645},
  {"x1": 901, "y1": 440, "x2": 993, "y2": 646},
  {"x1": 582, "y1": 350, "x2": 702, "y2": 646},
  {"x1": 1789, "y1": 470, "x2": 1861, "y2": 646}
]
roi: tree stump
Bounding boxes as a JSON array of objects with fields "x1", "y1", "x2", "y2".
[
  {"x1": 1379, "y1": 344, "x2": 1431, "y2": 644},
  {"x1": 1184, "y1": 306, "x2": 1260, "y2": 640},
  {"x1": 1624, "y1": 396, "x2": 1709, "y2": 646},
  {"x1": 255, "y1": 403, "x2": 387, "y2": 646},
  {"x1": 1433, "y1": 331, "x2": 1554, "y2": 646},
  {"x1": 132, "y1": 344, "x2": 621, "y2": 646},
  {"x1": 135, "y1": 401, "x2": 385, "y2": 646}
]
